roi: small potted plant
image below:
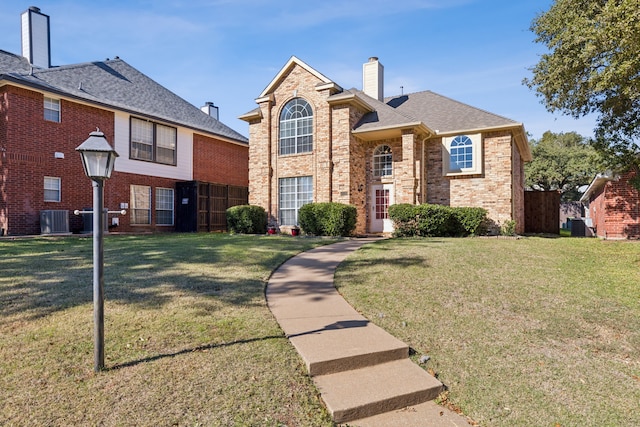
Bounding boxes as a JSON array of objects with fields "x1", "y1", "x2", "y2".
[
  {"x1": 291, "y1": 226, "x2": 300, "y2": 236},
  {"x1": 267, "y1": 224, "x2": 278, "y2": 235}
]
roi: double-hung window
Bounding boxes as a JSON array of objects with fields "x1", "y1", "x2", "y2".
[
  {"x1": 279, "y1": 98, "x2": 313, "y2": 155},
  {"x1": 44, "y1": 97, "x2": 60, "y2": 122},
  {"x1": 373, "y1": 145, "x2": 393, "y2": 177},
  {"x1": 279, "y1": 176, "x2": 312, "y2": 226},
  {"x1": 155, "y1": 188, "x2": 174, "y2": 226},
  {"x1": 44, "y1": 177, "x2": 61, "y2": 202},
  {"x1": 130, "y1": 117, "x2": 177, "y2": 165},
  {"x1": 130, "y1": 185, "x2": 151, "y2": 225}
]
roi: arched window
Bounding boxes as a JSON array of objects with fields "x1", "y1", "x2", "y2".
[
  {"x1": 449, "y1": 135, "x2": 473, "y2": 170},
  {"x1": 279, "y1": 98, "x2": 313, "y2": 155},
  {"x1": 373, "y1": 145, "x2": 393, "y2": 177}
]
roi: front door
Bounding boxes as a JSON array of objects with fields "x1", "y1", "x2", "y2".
[{"x1": 370, "y1": 184, "x2": 394, "y2": 233}]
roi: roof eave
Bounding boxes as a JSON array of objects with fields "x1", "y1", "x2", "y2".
[
  {"x1": 258, "y1": 56, "x2": 335, "y2": 99},
  {"x1": 327, "y1": 92, "x2": 375, "y2": 112},
  {"x1": 352, "y1": 122, "x2": 434, "y2": 141},
  {"x1": 580, "y1": 172, "x2": 617, "y2": 203},
  {"x1": 1, "y1": 77, "x2": 248, "y2": 145}
]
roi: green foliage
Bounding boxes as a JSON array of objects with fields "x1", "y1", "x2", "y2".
[
  {"x1": 525, "y1": 0, "x2": 640, "y2": 185},
  {"x1": 387, "y1": 204, "x2": 419, "y2": 237},
  {"x1": 454, "y1": 207, "x2": 489, "y2": 236},
  {"x1": 500, "y1": 220, "x2": 517, "y2": 236},
  {"x1": 226, "y1": 205, "x2": 267, "y2": 234},
  {"x1": 388, "y1": 204, "x2": 489, "y2": 237},
  {"x1": 298, "y1": 202, "x2": 357, "y2": 236},
  {"x1": 525, "y1": 131, "x2": 605, "y2": 201}
]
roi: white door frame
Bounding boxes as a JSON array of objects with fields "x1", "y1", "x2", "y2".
[{"x1": 370, "y1": 183, "x2": 394, "y2": 233}]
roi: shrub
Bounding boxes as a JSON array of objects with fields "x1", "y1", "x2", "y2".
[
  {"x1": 453, "y1": 207, "x2": 489, "y2": 236},
  {"x1": 388, "y1": 204, "x2": 490, "y2": 237},
  {"x1": 298, "y1": 202, "x2": 357, "y2": 236},
  {"x1": 389, "y1": 204, "x2": 419, "y2": 237},
  {"x1": 226, "y1": 205, "x2": 267, "y2": 234},
  {"x1": 415, "y1": 204, "x2": 458, "y2": 237},
  {"x1": 500, "y1": 219, "x2": 517, "y2": 236}
]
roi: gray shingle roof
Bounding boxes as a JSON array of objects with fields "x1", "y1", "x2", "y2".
[
  {"x1": 352, "y1": 88, "x2": 520, "y2": 134},
  {"x1": 0, "y1": 49, "x2": 247, "y2": 144}
]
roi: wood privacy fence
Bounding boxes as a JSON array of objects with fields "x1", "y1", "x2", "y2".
[
  {"x1": 175, "y1": 181, "x2": 249, "y2": 232},
  {"x1": 524, "y1": 190, "x2": 560, "y2": 234}
]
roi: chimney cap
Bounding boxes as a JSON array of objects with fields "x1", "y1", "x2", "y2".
[
  {"x1": 368, "y1": 57, "x2": 378, "y2": 62},
  {"x1": 28, "y1": 6, "x2": 41, "y2": 12}
]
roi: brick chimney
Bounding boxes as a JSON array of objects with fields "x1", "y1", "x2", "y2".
[
  {"x1": 362, "y1": 57, "x2": 384, "y2": 101},
  {"x1": 21, "y1": 6, "x2": 51, "y2": 68}
]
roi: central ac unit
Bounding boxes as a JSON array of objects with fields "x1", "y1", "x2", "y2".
[{"x1": 40, "y1": 210, "x2": 70, "y2": 234}]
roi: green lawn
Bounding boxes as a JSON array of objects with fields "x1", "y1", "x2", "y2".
[
  {"x1": 0, "y1": 234, "x2": 336, "y2": 427},
  {"x1": 335, "y1": 236, "x2": 640, "y2": 426},
  {"x1": 2, "y1": 234, "x2": 639, "y2": 426}
]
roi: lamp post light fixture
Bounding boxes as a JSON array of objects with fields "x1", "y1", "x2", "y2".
[{"x1": 76, "y1": 129, "x2": 118, "y2": 372}]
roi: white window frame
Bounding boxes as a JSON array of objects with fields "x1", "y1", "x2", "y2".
[
  {"x1": 279, "y1": 176, "x2": 313, "y2": 226},
  {"x1": 44, "y1": 97, "x2": 60, "y2": 122},
  {"x1": 44, "y1": 176, "x2": 61, "y2": 202},
  {"x1": 155, "y1": 187, "x2": 174, "y2": 226},
  {"x1": 130, "y1": 117, "x2": 177, "y2": 165},
  {"x1": 279, "y1": 98, "x2": 313, "y2": 155},
  {"x1": 130, "y1": 185, "x2": 151, "y2": 225},
  {"x1": 373, "y1": 145, "x2": 393, "y2": 178},
  {"x1": 442, "y1": 133, "x2": 483, "y2": 176}
]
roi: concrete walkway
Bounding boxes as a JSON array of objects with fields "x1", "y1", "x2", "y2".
[{"x1": 267, "y1": 238, "x2": 471, "y2": 426}]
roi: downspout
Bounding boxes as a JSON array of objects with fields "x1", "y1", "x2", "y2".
[
  {"x1": 421, "y1": 136, "x2": 429, "y2": 204},
  {"x1": 267, "y1": 97, "x2": 273, "y2": 222}
]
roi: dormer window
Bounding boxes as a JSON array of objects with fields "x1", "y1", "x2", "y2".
[
  {"x1": 279, "y1": 98, "x2": 313, "y2": 155},
  {"x1": 44, "y1": 97, "x2": 60, "y2": 122}
]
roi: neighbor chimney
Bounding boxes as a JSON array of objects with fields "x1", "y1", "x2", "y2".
[
  {"x1": 21, "y1": 6, "x2": 51, "y2": 69},
  {"x1": 201, "y1": 102, "x2": 219, "y2": 120},
  {"x1": 362, "y1": 57, "x2": 384, "y2": 101}
]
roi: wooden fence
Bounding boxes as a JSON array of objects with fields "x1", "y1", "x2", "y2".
[{"x1": 524, "y1": 190, "x2": 560, "y2": 234}]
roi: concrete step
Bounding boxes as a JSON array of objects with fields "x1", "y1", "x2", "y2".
[
  {"x1": 285, "y1": 315, "x2": 409, "y2": 376},
  {"x1": 313, "y1": 358, "x2": 444, "y2": 424}
]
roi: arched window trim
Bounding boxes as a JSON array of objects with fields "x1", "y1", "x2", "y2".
[
  {"x1": 373, "y1": 144, "x2": 393, "y2": 178},
  {"x1": 279, "y1": 98, "x2": 313, "y2": 155},
  {"x1": 442, "y1": 133, "x2": 483, "y2": 176}
]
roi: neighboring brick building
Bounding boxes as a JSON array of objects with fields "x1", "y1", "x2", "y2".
[
  {"x1": 239, "y1": 56, "x2": 531, "y2": 234},
  {"x1": 0, "y1": 7, "x2": 248, "y2": 236},
  {"x1": 580, "y1": 169, "x2": 640, "y2": 239}
]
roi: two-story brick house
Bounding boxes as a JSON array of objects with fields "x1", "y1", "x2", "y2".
[
  {"x1": 1, "y1": 7, "x2": 248, "y2": 236},
  {"x1": 240, "y1": 56, "x2": 531, "y2": 234}
]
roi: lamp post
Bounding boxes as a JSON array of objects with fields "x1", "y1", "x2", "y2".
[{"x1": 76, "y1": 129, "x2": 118, "y2": 372}]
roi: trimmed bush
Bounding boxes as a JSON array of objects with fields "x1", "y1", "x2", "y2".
[
  {"x1": 226, "y1": 205, "x2": 267, "y2": 234},
  {"x1": 298, "y1": 202, "x2": 357, "y2": 236},
  {"x1": 388, "y1": 204, "x2": 419, "y2": 237},
  {"x1": 388, "y1": 203, "x2": 489, "y2": 237},
  {"x1": 453, "y1": 207, "x2": 489, "y2": 236}
]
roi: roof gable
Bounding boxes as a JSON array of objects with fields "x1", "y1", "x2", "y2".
[{"x1": 258, "y1": 56, "x2": 338, "y2": 99}]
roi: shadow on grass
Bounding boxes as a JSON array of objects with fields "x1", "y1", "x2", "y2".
[
  {"x1": 0, "y1": 234, "x2": 339, "y2": 324},
  {"x1": 108, "y1": 334, "x2": 286, "y2": 371}
]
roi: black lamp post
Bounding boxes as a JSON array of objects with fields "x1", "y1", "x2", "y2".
[{"x1": 76, "y1": 129, "x2": 118, "y2": 372}]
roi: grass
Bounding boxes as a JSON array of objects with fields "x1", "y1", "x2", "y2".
[
  {"x1": 0, "y1": 233, "x2": 337, "y2": 426},
  {"x1": 334, "y1": 236, "x2": 640, "y2": 426}
]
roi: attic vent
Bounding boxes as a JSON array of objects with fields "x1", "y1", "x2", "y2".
[{"x1": 40, "y1": 210, "x2": 69, "y2": 234}]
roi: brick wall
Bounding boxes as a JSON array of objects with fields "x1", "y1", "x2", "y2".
[
  {"x1": 590, "y1": 169, "x2": 640, "y2": 239},
  {"x1": 427, "y1": 131, "x2": 517, "y2": 230},
  {"x1": 1, "y1": 85, "x2": 248, "y2": 235},
  {"x1": 193, "y1": 133, "x2": 248, "y2": 186}
]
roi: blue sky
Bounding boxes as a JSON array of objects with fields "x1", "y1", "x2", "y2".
[{"x1": 1, "y1": 0, "x2": 597, "y2": 140}]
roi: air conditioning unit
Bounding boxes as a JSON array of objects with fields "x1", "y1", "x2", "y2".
[{"x1": 40, "y1": 210, "x2": 70, "y2": 234}]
